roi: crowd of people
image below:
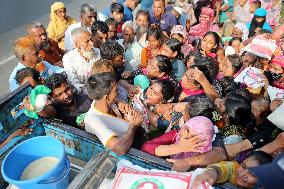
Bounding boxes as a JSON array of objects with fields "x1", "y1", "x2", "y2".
[{"x1": 4, "y1": 0, "x2": 284, "y2": 188}]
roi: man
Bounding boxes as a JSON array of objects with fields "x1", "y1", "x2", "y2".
[
  {"x1": 63, "y1": 27, "x2": 100, "y2": 94},
  {"x1": 91, "y1": 21, "x2": 109, "y2": 49},
  {"x1": 64, "y1": 4, "x2": 97, "y2": 52},
  {"x1": 117, "y1": 21, "x2": 136, "y2": 50},
  {"x1": 25, "y1": 73, "x2": 92, "y2": 128},
  {"x1": 105, "y1": 18, "x2": 119, "y2": 40},
  {"x1": 27, "y1": 22, "x2": 64, "y2": 66},
  {"x1": 99, "y1": 0, "x2": 141, "y2": 22},
  {"x1": 150, "y1": 0, "x2": 178, "y2": 33},
  {"x1": 9, "y1": 37, "x2": 63, "y2": 91}
]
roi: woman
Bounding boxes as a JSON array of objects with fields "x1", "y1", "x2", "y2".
[
  {"x1": 232, "y1": 23, "x2": 249, "y2": 41},
  {"x1": 188, "y1": 7, "x2": 219, "y2": 41},
  {"x1": 160, "y1": 38, "x2": 186, "y2": 81},
  {"x1": 47, "y1": 2, "x2": 76, "y2": 50},
  {"x1": 247, "y1": 8, "x2": 272, "y2": 38},
  {"x1": 140, "y1": 24, "x2": 164, "y2": 68},
  {"x1": 170, "y1": 25, "x2": 194, "y2": 57}
]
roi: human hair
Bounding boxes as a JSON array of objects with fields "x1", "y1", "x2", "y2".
[
  {"x1": 122, "y1": 21, "x2": 136, "y2": 31},
  {"x1": 86, "y1": 72, "x2": 115, "y2": 100},
  {"x1": 26, "y1": 22, "x2": 45, "y2": 34},
  {"x1": 191, "y1": 56, "x2": 219, "y2": 83},
  {"x1": 227, "y1": 88, "x2": 252, "y2": 103},
  {"x1": 146, "y1": 24, "x2": 164, "y2": 41},
  {"x1": 252, "y1": 0, "x2": 261, "y2": 9},
  {"x1": 224, "y1": 93, "x2": 252, "y2": 127},
  {"x1": 44, "y1": 73, "x2": 69, "y2": 92},
  {"x1": 80, "y1": 4, "x2": 96, "y2": 15},
  {"x1": 110, "y1": 3, "x2": 124, "y2": 14},
  {"x1": 13, "y1": 37, "x2": 37, "y2": 60},
  {"x1": 155, "y1": 79, "x2": 176, "y2": 102},
  {"x1": 226, "y1": 54, "x2": 243, "y2": 74},
  {"x1": 100, "y1": 40, "x2": 124, "y2": 60},
  {"x1": 187, "y1": 96, "x2": 217, "y2": 121},
  {"x1": 229, "y1": 37, "x2": 243, "y2": 46},
  {"x1": 245, "y1": 151, "x2": 273, "y2": 165},
  {"x1": 71, "y1": 27, "x2": 90, "y2": 42},
  {"x1": 164, "y1": 38, "x2": 184, "y2": 60},
  {"x1": 155, "y1": 55, "x2": 173, "y2": 76},
  {"x1": 218, "y1": 77, "x2": 239, "y2": 97},
  {"x1": 183, "y1": 50, "x2": 203, "y2": 64},
  {"x1": 257, "y1": 29, "x2": 272, "y2": 35},
  {"x1": 203, "y1": 31, "x2": 220, "y2": 53},
  {"x1": 105, "y1": 18, "x2": 118, "y2": 28},
  {"x1": 92, "y1": 59, "x2": 115, "y2": 75},
  {"x1": 91, "y1": 20, "x2": 109, "y2": 35},
  {"x1": 15, "y1": 67, "x2": 40, "y2": 85},
  {"x1": 136, "y1": 10, "x2": 150, "y2": 21}
]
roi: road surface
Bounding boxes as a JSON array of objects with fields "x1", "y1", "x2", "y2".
[{"x1": 0, "y1": 0, "x2": 111, "y2": 98}]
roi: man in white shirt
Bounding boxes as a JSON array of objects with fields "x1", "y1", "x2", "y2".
[
  {"x1": 64, "y1": 4, "x2": 97, "y2": 52},
  {"x1": 84, "y1": 72, "x2": 143, "y2": 155},
  {"x1": 63, "y1": 27, "x2": 100, "y2": 94}
]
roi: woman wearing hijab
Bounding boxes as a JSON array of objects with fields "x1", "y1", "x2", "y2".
[
  {"x1": 47, "y1": 2, "x2": 76, "y2": 50},
  {"x1": 247, "y1": 8, "x2": 272, "y2": 38},
  {"x1": 188, "y1": 7, "x2": 219, "y2": 40}
]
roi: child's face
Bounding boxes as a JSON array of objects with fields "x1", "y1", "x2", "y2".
[
  {"x1": 238, "y1": 0, "x2": 248, "y2": 6},
  {"x1": 231, "y1": 40, "x2": 242, "y2": 54},
  {"x1": 160, "y1": 44, "x2": 177, "y2": 59},
  {"x1": 221, "y1": 57, "x2": 234, "y2": 77},
  {"x1": 232, "y1": 28, "x2": 243, "y2": 38},
  {"x1": 171, "y1": 33, "x2": 185, "y2": 44},
  {"x1": 269, "y1": 63, "x2": 284, "y2": 74},
  {"x1": 112, "y1": 11, "x2": 124, "y2": 22},
  {"x1": 249, "y1": 4, "x2": 257, "y2": 13},
  {"x1": 21, "y1": 76, "x2": 38, "y2": 87},
  {"x1": 136, "y1": 15, "x2": 148, "y2": 27},
  {"x1": 217, "y1": 49, "x2": 225, "y2": 63},
  {"x1": 148, "y1": 35, "x2": 161, "y2": 49},
  {"x1": 201, "y1": 34, "x2": 217, "y2": 54}
]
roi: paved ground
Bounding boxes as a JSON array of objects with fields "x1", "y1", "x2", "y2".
[{"x1": 0, "y1": 0, "x2": 111, "y2": 98}]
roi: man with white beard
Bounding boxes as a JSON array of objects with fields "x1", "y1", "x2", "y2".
[{"x1": 63, "y1": 27, "x2": 101, "y2": 94}]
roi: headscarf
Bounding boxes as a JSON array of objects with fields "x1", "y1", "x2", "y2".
[
  {"x1": 234, "y1": 23, "x2": 249, "y2": 41},
  {"x1": 172, "y1": 116, "x2": 214, "y2": 159},
  {"x1": 248, "y1": 8, "x2": 267, "y2": 38},
  {"x1": 170, "y1": 25, "x2": 194, "y2": 56},
  {"x1": 50, "y1": 2, "x2": 70, "y2": 37},
  {"x1": 271, "y1": 55, "x2": 284, "y2": 68},
  {"x1": 188, "y1": 7, "x2": 215, "y2": 38}
]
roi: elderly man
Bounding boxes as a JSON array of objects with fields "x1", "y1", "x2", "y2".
[
  {"x1": 64, "y1": 4, "x2": 97, "y2": 52},
  {"x1": 63, "y1": 27, "x2": 100, "y2": 94},
  {"x1": 26, "y1": 22, "x2": 64, "y2": 66},
  {"x1": 9, "y1": 37, "x2": 63, "y2": 91},
  {"x1": 150, "y1": 0, "x2": 177, "y2": 33},
  {"x1": 91, "y1": 21, "x2": 109, "y2": 49}
]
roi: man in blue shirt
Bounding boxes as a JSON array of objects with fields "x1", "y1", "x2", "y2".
[
  {"x1": 99, "y1": 0, "x2": 141, "y2": 22},
  {"x1": 150, "y1": 0, "x2": 178, "y2": 33},
  {"x1": 9, "y1": 37, "x2": 63, "y2": 91}
]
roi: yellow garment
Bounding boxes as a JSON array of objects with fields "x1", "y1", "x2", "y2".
[
  {"x1": 207, "y1": 161, "x2": 240, "y2": 185},
  {"x1": 47, "y1": 2, "x2": 76, "y2": 50}
]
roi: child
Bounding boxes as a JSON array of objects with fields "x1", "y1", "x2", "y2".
[
  {"x1": 170, "y1": 25, "x2": 194, "y2": 57},
  {"x1": 218, "y1": 54, "x2": 243, "y2": 80},
  {"x1": 160, "y1": 38, "x2": 186, "y2": 81},
  {"x1": 140, "y1": 24, "x2": 164, "y2": 68},
  {"x1": 110, "y1": 3, "x2": 124, "y2": 38},
  {"x1": 199, "y1": 31, "x2": 221, "y2": 58},
  {"x1": 229, "y1": 37, "x2": 243, "y2": 55},
  {"x1": 216, "y1": 47, "x2": 226, "y2": 65},
  {"x1": 15, "y1": 67, "x2": 42, "y2": 87},
  {"x1": 249, "y1": 0, "x2": 261, "y2": 15}
]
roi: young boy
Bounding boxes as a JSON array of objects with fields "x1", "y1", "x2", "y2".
[
  {"x1": 249, "y1": 0, "x2": 262, "y2": 20},
  {"x1": 110, "y1": 3, "x2": 124, "y2": 38},
  {"x1": 15, "y1": 67, "x2": 42, "y2": 87}
]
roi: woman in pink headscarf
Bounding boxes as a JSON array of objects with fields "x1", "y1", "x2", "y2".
[
  {"x1": 141, "y1": 116, "x2": 215, "y2": 159},
  {"x1": 188, "y1": 7, "x2": 219, "y2": 40}
]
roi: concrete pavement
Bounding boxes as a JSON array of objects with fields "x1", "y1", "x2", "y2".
[{"x1": 0, "y1": 0, "x2": 111, "y2": 97}]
